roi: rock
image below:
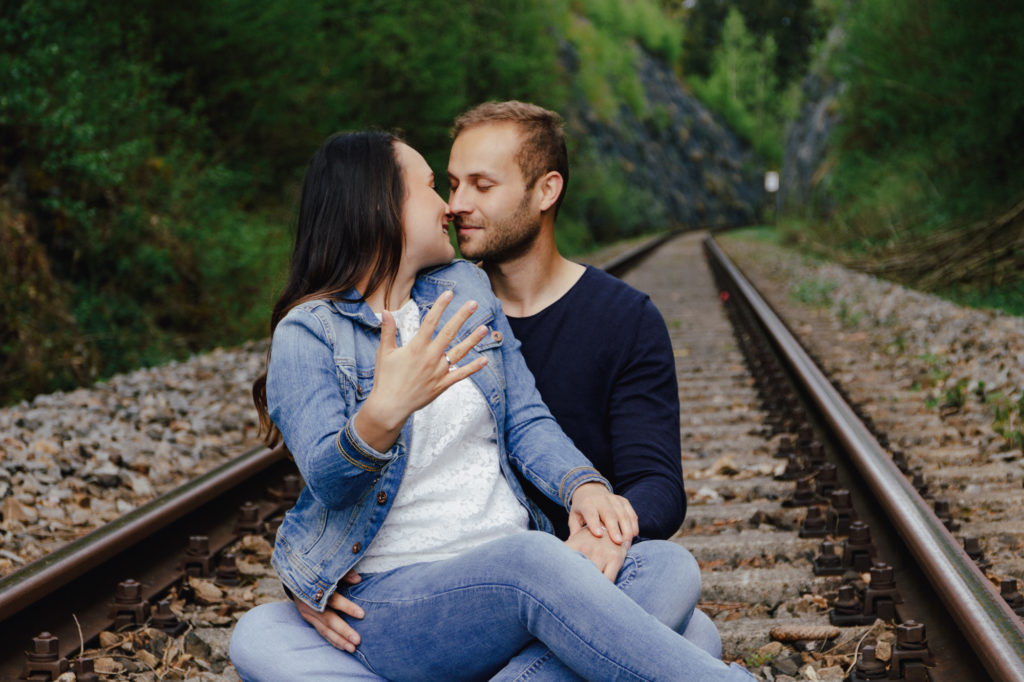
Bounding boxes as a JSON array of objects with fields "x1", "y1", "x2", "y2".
[
  {"x1": 186, "y1": 627, "x2": 234, "y2": 674},
  {"x1": 2, "y1": 497, "x2": 37, "y2": 525},
  {"x1": 757, "y1": 641, "x2": 785, "y2": 658}
]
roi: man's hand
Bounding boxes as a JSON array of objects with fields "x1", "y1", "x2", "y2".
[
  {"x1": 565, "y1": 526, "x2": 630, "y2": 581},
  {"x1": 568, "y1": 481, "x2": 639, "y2": 544},
  {"x1": 293, "y1": 570, "x2": 364, "y2": 653}
]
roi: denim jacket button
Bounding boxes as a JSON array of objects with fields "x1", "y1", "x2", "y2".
[
  {"x1": 491, "y1": 330, "x2": 503, "y2": 343},
  {"x1": 377, "y1": 491, "x2": 387, "y2": 504},
  {"x1": 352, "y1": 542, "x2": 362, "y2": 554},
  {"x1": 315, "y1": 588, "x2": 324, "y2": 600}
]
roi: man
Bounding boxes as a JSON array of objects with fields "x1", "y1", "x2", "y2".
[{"x1": 231, "y1": 102, "x2": 721, "y2": 680}]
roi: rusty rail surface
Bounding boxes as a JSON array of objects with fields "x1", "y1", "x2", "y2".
[{"x1": 705, "y1": 235, "x2": 1024, "y2": 682}]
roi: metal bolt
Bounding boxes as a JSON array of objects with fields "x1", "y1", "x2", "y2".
[
  {"x1": 281, "y1": 474, "x2": 302, "y2": 503},
  {"x1": 783, "y1": 477, "x2": 819, "y2": 507},
  {"x1": 853, "y1": 645, "x2": 888, "y2": 680},
  {"x1": 183, "y1": 534, "x2": 215, "y2": 576},
  {"x1": 962, "y1": 537, "x2": 992, "y2": 570},
  {"x1": 813, "y1": 540, "x2": 844, "y2": 576},
  {"x1": 892, "y1": 449, "x2": 909, "y2": 474},
  {"x1": 912, "y1": 470, "x2": 929, "y2": 496},
  {"x1": 1000, "y1": 579, "x2": 1024, "y2": 616},
  {"x1": 152, "y1": 599, "x2": 187, "y2": 636},
  {"x1": 216, "y1": 552, "x2": 241, "y2": 587},
  {"x1": 800, "y1": 506, "x2": 828, "y2": 538},
  {"x1": 897, "y1": 620, "x2": 927, "y2": 649},
  {"x1": 28, "y1": 632, "x2": 59, "y2": 660},
  {"x1": 869, "y1": 562, "x2": 895, "y2": 590},
  {"x1": 843, "y1": 521, "x2": 876, "y2": 572},
  {"x1": 828, "y1": 488, "x2": 857, "y2": 536},
  {"x1": 23, "y1": 632, "x2": 69, "y2": 680},
  {"x1": 814, "y1": 462, "x2": 838, "y2": 496},
  {"x1": 110, "y1": 578, "x2": 149, "y2": 628},
  {"x1": 71, "y1": 657, "x2": 99, "y2": 682},
  {"x1": 115, "y1": 578, "x2": 142, "y2": 603},
  {"x1": 235, "y1": 501, "x2": 262, "y2": 536}
]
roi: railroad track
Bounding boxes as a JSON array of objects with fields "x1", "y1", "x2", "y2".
[{"x1": 2, "y1": 230, "x2": 1023, "y2": 680}]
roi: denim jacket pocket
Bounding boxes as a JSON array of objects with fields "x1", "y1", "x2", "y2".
[
  {"x1": 335, "y1": 359, "x2": 375, "y2": 403},
  {"x1": 472, "y1": 328, "x2": 505, "y2": 389}
]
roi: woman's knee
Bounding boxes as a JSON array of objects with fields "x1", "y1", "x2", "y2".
[
  {"x1": 627, "y1": 540, "x2": 701, "y2": 586},
  {"x1": 229, "y1": 601, "x2": 308, "y2": 679}
]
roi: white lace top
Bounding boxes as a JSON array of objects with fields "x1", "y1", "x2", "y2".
[{"x1": 355, "y1": 299, "x2": 529, "y2": 573}]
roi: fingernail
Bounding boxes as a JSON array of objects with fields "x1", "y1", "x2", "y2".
[
  {"x1": 443, "y1": 290, "x2": 453, "y2": 299},
  {"x1": 467, "y1": 300, "x2": 478, "y2": 310}
]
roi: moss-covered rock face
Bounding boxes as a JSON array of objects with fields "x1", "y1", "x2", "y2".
[{"x1": 562, "y1": 44, "x2": 764, "y2": 241}]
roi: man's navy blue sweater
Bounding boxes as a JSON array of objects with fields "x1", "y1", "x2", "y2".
[{"x1": 507, "y1": 265, "x2": 685, "y2": 540}]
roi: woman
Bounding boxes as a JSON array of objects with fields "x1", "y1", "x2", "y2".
[{"x1": 229, "y1": 131, "x2": 754, "y2": 681}]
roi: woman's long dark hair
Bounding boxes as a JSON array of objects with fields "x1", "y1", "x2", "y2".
[{"x1": 254, "y1": 131, "x2": 405, "y2": 446}]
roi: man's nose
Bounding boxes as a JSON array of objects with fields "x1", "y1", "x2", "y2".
[{"x1": 448, "y1": 185, "x2": 469, "y2": 214}]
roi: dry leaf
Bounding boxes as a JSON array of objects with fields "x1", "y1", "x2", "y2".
[
  {"x1": 93, "y1": 657, "x2": 124, "y2": 674},
  {"x1": 188, "y1": 576, "x2": 224, "y2": 603},
  {"x1": 137, "y1": 648, "x2": 160, "y2": 668},
  {"x1": 98, "y1": 631, "x2": 121, "y2": 649}
]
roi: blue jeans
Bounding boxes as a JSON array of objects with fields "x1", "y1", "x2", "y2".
[{"x1": 230, "y1": 534, "x2": 753, "y2": 681}]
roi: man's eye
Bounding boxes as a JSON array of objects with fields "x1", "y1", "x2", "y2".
[{"x1": 477, "y1": 184, "x2": 492, "y2": 192}]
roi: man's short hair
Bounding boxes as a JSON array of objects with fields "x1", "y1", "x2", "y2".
[{"x1": 452, "y1": 101, "x2": 569, "y2": 215}]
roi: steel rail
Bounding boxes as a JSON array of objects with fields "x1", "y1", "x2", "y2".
[
  {"x1": 705, "y1": 236, "x2": 1024, "y2": 682},
  {"x1": 0, "y1": 444, "x2": 285, "y2": 623},
  {"x1": 599, "y1": 228, "x2": 686, "y2": 276}
]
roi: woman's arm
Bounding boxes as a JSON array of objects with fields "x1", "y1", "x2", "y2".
[
  {"x1": 467, "y1": 271, "x2": 637, "y2": 543},
  {"x1": 267, "y1": 308, "x2": 389, "y2": 509},
  {"x1": 268, "y1": 295, "x2": 489, "y2": 509}
]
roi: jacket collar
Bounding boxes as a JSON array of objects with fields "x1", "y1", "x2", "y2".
[{"x1": 328, "y1": 266, "x2": 458, "y2": 329}]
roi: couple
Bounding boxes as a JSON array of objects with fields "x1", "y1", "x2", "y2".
[{"x1": 229, "y1": 101, "x2": 754, "y2": 681}]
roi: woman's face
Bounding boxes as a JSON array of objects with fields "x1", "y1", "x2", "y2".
[{"x1": 396, "y1": 142, "x2": 455, "y2": 273}]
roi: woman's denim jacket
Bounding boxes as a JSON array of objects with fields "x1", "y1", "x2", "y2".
[{"x1": 267, "y1": 260, "x2": 610, "y2": 611}]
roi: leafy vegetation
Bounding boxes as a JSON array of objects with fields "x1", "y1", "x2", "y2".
[
  {"x1": 785, "y1": 0, "x2": 1024, "y2": 304},
  {"x1": 0, "y1": 0, "x2": 699, "y2": 404},
  {"x1": 688, "y1": 9, "x2": 800, "y2": 164}
]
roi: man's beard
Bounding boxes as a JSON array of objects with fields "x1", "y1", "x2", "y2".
[{"x1": 458, "y1": 193, "x2": 542, "y2": 264}]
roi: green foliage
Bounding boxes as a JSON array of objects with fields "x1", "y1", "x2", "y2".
[
  {"x1": 1, "y1": 0, "x2": 694, "y2": 404},
  {"x1": 688, "y1": 9, "x2": 797, "y2": 164},
  {"x1": 822, "y1": 0, "x2": 1024, "y2": 249},
  {"x1": 789, "y1": 277, "x2": 837, "y2": 307},
  {"x1": 682, "y1": 0, "x2": 828, "y2": 87},
  {"x1": 566, "y1": 16, "x2": 647, "y2": 120},
  {"x1": 580, "y1": 0, "x2": 683, "y2": 63},
  {"x1": 0, "y1": 0, "x2": 573, "y2": 404},
  {"x1": 560, "y1": 142, "x2": 668, "y2": 247}
]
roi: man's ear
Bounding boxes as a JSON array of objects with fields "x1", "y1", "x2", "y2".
[{"x1": 536, "y1": 171, "x2": 564, "y2": 213}]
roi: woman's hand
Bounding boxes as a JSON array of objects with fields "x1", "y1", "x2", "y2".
[
  {"x1": 293, "y1": 570, "x2": 365, "y2": 653},
  {"x1": 354, "y1": 290, "x2": 489, "y2": 452},
  {"x1": 568, "y1": 482, "x2": 639, "y2": 545}
]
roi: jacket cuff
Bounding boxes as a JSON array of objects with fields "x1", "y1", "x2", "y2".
[
  {"x1": 337, "y1": 419, "x2": 394, "y2": 472},
  {"x1": 559, "y1": 466, "x2": 612, "y2": 511}
]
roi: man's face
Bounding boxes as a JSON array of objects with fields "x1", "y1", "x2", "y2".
[{"x1": 447, "y1": 122, "x2": 542, "y2": 263}]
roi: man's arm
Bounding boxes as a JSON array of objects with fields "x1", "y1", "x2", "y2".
[{"x1": 608, "y1": 297, "x2": 685, "y2": 540}]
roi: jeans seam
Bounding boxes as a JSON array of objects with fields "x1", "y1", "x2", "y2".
[
  {"x1": 350, "y1": 582, "x2": 651, "y2": 681},
  {"x1": 511, "y1": 649, "x2": 557, "y2": 681},
  {"x1": 616, "y1": 551, "x2": 642, "y2": 590}
]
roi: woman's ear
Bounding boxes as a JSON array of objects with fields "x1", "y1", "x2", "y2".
[{"x1": 537, "y1": 171, "x2": 564, "y2": 213}]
